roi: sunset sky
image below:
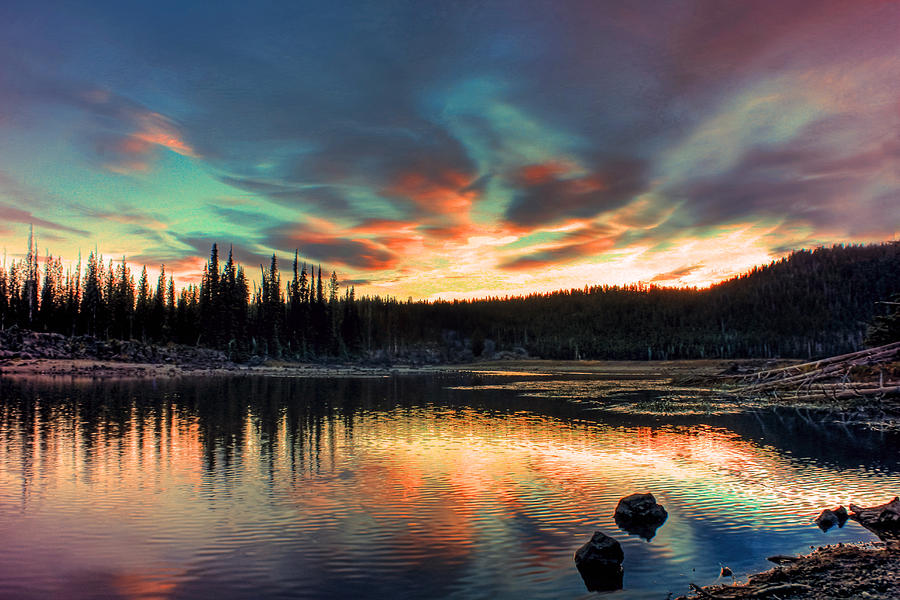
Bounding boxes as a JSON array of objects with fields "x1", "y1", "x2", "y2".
[{"x1": 1, "y1": 0, "x2": 898, "y2": 299}]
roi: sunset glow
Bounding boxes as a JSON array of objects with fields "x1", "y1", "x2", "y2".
[{"x1": 1, "y1": 1, "x2": 898, "y2": 297}]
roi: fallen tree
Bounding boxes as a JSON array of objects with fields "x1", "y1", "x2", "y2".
[{"x1": 723, "y1": 341, "x2": 900, "y2": 403}]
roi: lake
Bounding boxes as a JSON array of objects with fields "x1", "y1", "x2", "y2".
[{"x1": 1, "y1": 372, "x2": 898, "y2": 599}]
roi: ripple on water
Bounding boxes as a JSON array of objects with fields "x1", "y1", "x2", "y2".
[{"x1": 0, "y1": 375, "x2": 898, "y2": 600}]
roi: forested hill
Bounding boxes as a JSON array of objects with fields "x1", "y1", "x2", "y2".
[
  {"x1": 1, "y1": 240, "x2": 898, "y2": 362},
  {"x1": 438, "y1": 242, "x2": 900, "y2": 360}
]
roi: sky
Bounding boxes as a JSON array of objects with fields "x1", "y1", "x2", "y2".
[{"x1": 0, "y1": 0, "x2": 898, "y2": 299}]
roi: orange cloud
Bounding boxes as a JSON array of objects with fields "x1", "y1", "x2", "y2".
[
  {"x1": 386, "y1": 169, "x2": 477, "y2": 214},
  {"x1": 133, "y1": 112, "x2": 196, "y2": 157},
  {"x1": 517, "y1": 161, "x2": 574, "y2": 185}
]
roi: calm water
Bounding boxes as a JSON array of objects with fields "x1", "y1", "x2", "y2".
[{"x1": 1, "y1": 373, "x2": 898, "y2": 600}]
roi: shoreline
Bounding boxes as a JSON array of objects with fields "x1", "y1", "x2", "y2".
[
  {"x1": 0, "y1": 356, "x2": 763, "y2": 381},
  {"x1": 676, "y1": 542, "x2": 899, "y2": 599}
]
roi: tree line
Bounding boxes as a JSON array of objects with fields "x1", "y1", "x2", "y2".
[{"x1": 1, "y1": 229, "x2": 898, "y2": 361}]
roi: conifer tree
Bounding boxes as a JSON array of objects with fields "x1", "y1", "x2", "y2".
[
  {"x1": 865, "y1": 294, "x2": 900, "y2": 346},
  {"x1": 200, "y1": 244, "x2": 221, "y2": 346},
  {"x1": 80, "y1": 252, "x2": 102, "y2": 336},
  {"x1": 23, "y1": 226, "x2": 39, "y2": 325},
  {"x1": 0, "y1": 265, "x2": 7, "y2": 329},
  {"x1": 151, "y1": 265, "x2": 167, "y2": 340},
  {"x1": 232, "y1": 264, "x2": 250, "y2": 357},
  {"x1": 135, "y1": 266, "x2": 151, "y2": 341},
  {"x1": 39, "y1": 255, "x2": 63, "y2": 332}
]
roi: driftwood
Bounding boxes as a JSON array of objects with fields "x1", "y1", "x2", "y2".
[
  {"x1": 849, "y1": 496, "x2": 900, "y2": 541},
  {"x1": 725, "y1": 341, "x2": 900, "y2": 404},
  {"x1": 687, "y1": 582, "x2": 812, "y2": 599},
  {"x1": 731, "y1": 341, "x2": 900, "y2": 384}
]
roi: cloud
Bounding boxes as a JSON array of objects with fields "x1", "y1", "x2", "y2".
[
  {"x1": 210, "y1": 204, "x2": 283, "y2": 229},
  {"x1": 503, "y1": 158, "x2": 648, "y2": 228},
  {"x1": 87, "y1": 108, "x2": 195, "y2": 174},
  {"x1": 219, "y1": 176, "x2": 355, "y2": 217},
  {"x1": 0, "y1": 203, "x2": 88, "y2": 236},
  {"x1": 383, "y1": 168, "x2": 479, "y2": 216},
  {"x1": 266, "y1": 224, "x2": 400, "y2": 271},
  {"x1": 0, "y1": 56, "x2": 195, "y2": 174},
  {"x1": 649, "y1": 264, "x2": 704, "y2": 283},
  {"x1": 664, "y1": 113, "x2": 900, "y2": 239},
  {"x1": 498, "y1": 226, "x2": 621, "y2": 271}
]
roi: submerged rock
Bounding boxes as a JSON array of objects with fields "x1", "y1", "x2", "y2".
[
  {"x1": 614, "y1": 493, "x2": 668, "y2": 540},
  {"x1": 574, "y1": 531, "x2": 624, "y2": 592},
  {"x1": 815, "y1": 505, "x2": 849, "y2": 531}
]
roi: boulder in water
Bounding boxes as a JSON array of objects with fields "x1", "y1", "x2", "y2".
[
  {"x1": 574, "y1": 531, "x2": 624, "y2": 592},
  {"x1": 614, "y1": 493, "x2": 668, "y2": 540},
  {"x1": 814, "y1": 506, "x2": 849, "y2": 532}
]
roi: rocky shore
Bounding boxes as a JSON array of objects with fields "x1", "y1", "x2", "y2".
[
  {"x1": 678, "y1": 498, "x2": 900, "y2": 599},
  {"x1": 0, "y1": 326, "x2": 229, "y2": 367},
  {"x1": 0, "y1": 327, "x2": 475, "y2": 378},
  {"x1": 676, "y1": 543, "x2": 899, "y2": 600}
]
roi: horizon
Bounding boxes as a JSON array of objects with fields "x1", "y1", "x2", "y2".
[
  {"x1": 3, "y1": 229, "x2": 895, "y2": 301},
  {"x1": 2, "y1": 1, "x2": 899, "y2": 299}
]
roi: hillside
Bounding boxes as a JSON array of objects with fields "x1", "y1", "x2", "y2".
[{"x1": 405, "y1": 242, "x2": 900, "y2": 360}]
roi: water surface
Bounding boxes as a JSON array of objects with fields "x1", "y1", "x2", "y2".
[{"x1": 1, "y1": 373, "x2": 897, "y2": 599}]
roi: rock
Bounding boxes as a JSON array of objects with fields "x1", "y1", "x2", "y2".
[
  {"x1": 574, "y1": 531, "x2": 624, "y2": 592},
  {"x1": 815, "y1": 506, "x2": 849, "y2": 532},
  {"x1": 614, "y1": 493, "x2": 668, "y2": 540}
]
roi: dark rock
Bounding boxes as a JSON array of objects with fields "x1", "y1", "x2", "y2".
[
  {"x1": 574, "y1": 531, "x2": 624, "y2": 592},
  {"x1": 614, "y1": 493, "x2": 668, "y2": 540},
  {"x1": 815, "y1": 506, "x2": 849, "y2": 531}
]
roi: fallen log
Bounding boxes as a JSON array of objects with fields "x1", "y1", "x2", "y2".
[
  {"x1": 687, "y1": 582, "x2": 813, "y2": 599},
  {"x1": 733, "y1": 341, "x2": 900, "y2": 384},
  {"x1": 849, "y1": 496, "x2": 900, "y2": 541},
  {"x1": 776, "y1": 386, "x2": 900, "y2": 403}
]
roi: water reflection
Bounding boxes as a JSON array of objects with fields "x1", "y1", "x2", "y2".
[{"x1": 0, "y1": 374, "x2": 898, "y2": 600}]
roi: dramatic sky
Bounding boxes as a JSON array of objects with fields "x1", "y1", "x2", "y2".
[{"x1": 1, "y1": 1, "x2": 898, "y2": 298}]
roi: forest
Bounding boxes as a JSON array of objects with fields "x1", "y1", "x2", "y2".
[{"x1": 1, "y1": 233, "x2": 898, "y2": 362}]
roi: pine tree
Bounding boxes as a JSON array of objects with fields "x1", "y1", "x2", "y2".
[
  {"x1": 865, "y1": 294, "x2": 900, "y2": 346},
  {"x1": 200, "y1": 244, "x2": 221, "y2": 347},
  {"x1": 111, "y1": 259, "x2": 135, "y2": 339},
  {"x1": 261, "y1": 253, "x2": 284, "y2": 356},
  {"x1": 287, "y1": 250, "x2": 303, "y2": 352},
  {"x1": 39, "y1": 254, "x2": 63, "y2": 332},
  {"x1": 0, "y1": 261, "x2": 8, "y2": 329},
  {"x1": 316, "y1": 266, "x2": 324, "y2": 305},
  {"x1": 135, "y1": 266, "x2": 151, "y2": 341},
  {"x1": 80, "y1": 251, "x2": 102, "y2": 337},
  {"x1": 23, "y1": 226, "x2": 39, "y2": 326},
  {"x1": 151, "y1": 265, "x2": 167, "y2": 340},
  {"x1": 166, "y1": 275, "x2": 176, "y2": 326}
]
